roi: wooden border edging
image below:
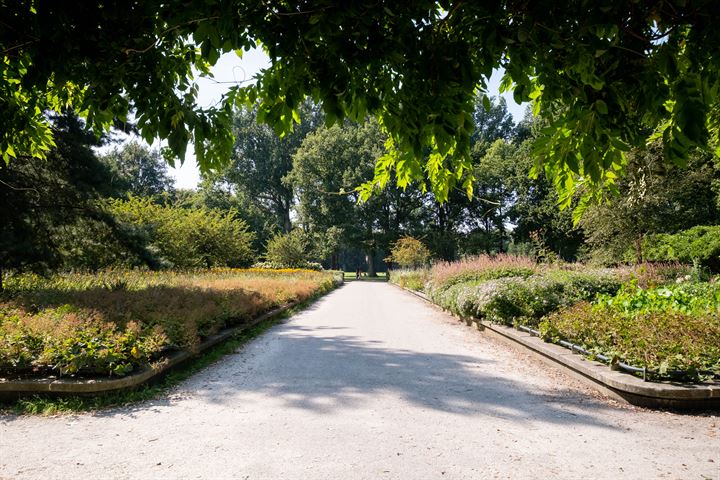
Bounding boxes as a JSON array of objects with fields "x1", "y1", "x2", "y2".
[
  {"x1": 0, "y1": 279, "x2": 344, "y2": 397},
  {"x1": 393, "y1": 284, "x2": 720, "y2": 410}
]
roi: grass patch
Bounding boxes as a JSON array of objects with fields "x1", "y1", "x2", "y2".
[
  {"x1": 388, "y1": 268, "x2": 429, "y2": 291},
  {"x1": 343, "y1": 271, "x2": 387, "y2": 281}
]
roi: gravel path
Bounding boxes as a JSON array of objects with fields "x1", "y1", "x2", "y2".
[{"x1": 1, "y1": 282, "x2": 718, "y2": 479}]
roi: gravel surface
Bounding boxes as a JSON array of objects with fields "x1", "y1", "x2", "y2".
[{"x1": 1, "y1": 282, "x2": 718, "y2": 479}]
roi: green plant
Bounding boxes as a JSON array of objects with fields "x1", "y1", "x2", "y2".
[
  {"x1": 429, "y1": 269, "x2": 621, "y2": 326},
  {"x1": 109, "y1": 196, "x2": 256, "y2": 268},
  {"x1": 642, "y1": 226, "x2": 720, "y2": 272},
  {"x1": 385, "y1": 237, "x2": 432, "y2": 268},
  {"x1": 264, "y1": 230, "x2": 312, "y2": 269},
  {"x1": 540, "y1": 302, "x2": 720, "y2": 381},
  {"x1": 595, "y1": 282, "x2": 720, "y2": 317}
]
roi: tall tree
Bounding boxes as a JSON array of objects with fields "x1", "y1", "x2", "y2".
[
  {"x1": 506, "y1": 140, "x2": 585, "y2": 261},
  {"x1": 182, "y1": 177, "x2": 276, "y2": 253},
  {"x1": 224, "y1": 101, "x2": 322, "y2": 232},
  {"x1": 471, "y1": 96, "x2": 516, "y2": 148},
  {"x1": 101, "y1": 140, "x2": 175, "y2": 197},
  {"x1": 423, "y1": 96, "x2": 518, "y2": 260},
  {"x1": 0, "y1": 113, "x2": 152, "y2": 284},
  {"x1": 289, "y1": 119, "x2": 424, "y2": 274}
]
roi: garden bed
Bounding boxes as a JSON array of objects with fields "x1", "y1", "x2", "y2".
[
  {"x1": 0, "y1": 269, "x2": 342, "y2": 381},
  {"x1": 390, "y1": 256, "x2": 720, "y2": 384}
]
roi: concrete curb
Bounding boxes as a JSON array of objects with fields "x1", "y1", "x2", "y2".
[
  {"x1": 0, "y1": 279, "x2": 344, "y2": 397},
  {"x1": 393, "y1": 283, "x2": 720, "y2": 410}
]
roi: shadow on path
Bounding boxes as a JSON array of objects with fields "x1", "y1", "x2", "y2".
[{"x1": 170, "y1": 322, "x2": 619, "y2": 430}]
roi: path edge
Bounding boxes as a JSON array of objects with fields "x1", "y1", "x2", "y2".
[{"x1": 392, "y1": 284, "x2": 720, "y2": 410}]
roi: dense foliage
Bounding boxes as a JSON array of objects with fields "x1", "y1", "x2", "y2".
[
  {"x1": 0, "y1": 269, "x2": 340, "y2": 377},
  {"x1": 109, "y1": 196, "x2": 255, "y2": 269},
  {"x1": 385, "y1": 237, "x2": 432, "y2": 269},
  {"x1": 100, "y1": 141, "x2": 175, "y2": 197},
  {"x1": 641, "y1": 226, "x2": 720, "y2": 272},
  {"x1": 0, "y1": 114, "x2": 153, "y2": 282},
  {"x1": 4, "y1": 2, "x2": 720, "y2": 204},
  {"x1": 582, "y1": 144, "x2": 720, "y2": 264},
  {"x1": 390, "y1": 256, "x2": 719, "y2": 381}
]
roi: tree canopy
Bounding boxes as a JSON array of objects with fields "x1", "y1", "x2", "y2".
[
  {"x1": 4, "y1": 1, "x2": 720, "y2": 205},
  {"x1": 101, "y1": 141, "x2": 175, "y2": 197}
]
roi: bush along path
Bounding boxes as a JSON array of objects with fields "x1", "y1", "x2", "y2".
[
  {"x1": 390, "y1": 256, "x2": 720, "y2": 386},
  {"x1": 0, "y1": 269, "x2": 343, "y2": 398}
]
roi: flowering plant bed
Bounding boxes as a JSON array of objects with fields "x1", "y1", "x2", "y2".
[
  {"x1": 390, "y1": 256, "x2": 719, "y2": 383},
  {"x1": 1, "y1": 269, "x2": 342, "y2": 379}
]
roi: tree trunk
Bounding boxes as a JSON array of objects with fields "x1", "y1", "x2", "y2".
[
  {"x1": 282, "y1": 208, "x2": 292, "y2": 233},
  {"x1": 634, "y1": 235, "x2": 644, "y2": 264},
  {"x1": 366, "y1": 251, "x2": 377, "y2": 277}
]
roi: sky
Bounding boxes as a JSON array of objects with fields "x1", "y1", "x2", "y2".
[{"x1": 141, "y1": 48, "x2": 526, "y2": 190}]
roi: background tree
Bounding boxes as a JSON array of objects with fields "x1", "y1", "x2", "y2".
[
  {"x1": 506, "y1": 140, "x2": 585, "y2": 261},
  {"x1": 582, "y1": 143, "x2": 720, "y2": 264},
  {"x1": 101, "y1": 141, "x2": 175, "y2": 197},
  {"x1": 0, "y1": 113, "x2": 153, "y2": 285},
  {"x1": 470, "y1": 96, "x2": 516, "y2": 149},
  {"x1": 424, "y1": 95, "x2": 519, "y2": 259},
  {"x1": 183, "y1": 177, "x2": 276, "y2": 253},
  {"x1": 223, "y1": 101, "x2": 322, "y2": 232},
  {"x1": 289, "y1": 119, "x2": 425, "y2": 274}
]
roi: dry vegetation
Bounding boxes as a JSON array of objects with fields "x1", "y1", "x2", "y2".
[{"x1": 0, "y1": 269, "x2": 341, "y2": 378}]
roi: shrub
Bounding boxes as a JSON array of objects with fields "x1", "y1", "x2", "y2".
[
  {"x1": 264, "y1": 230, "x2": 313, "y2": 269},
  {"x1": 389, "y1": 268, "x2": 430, "y2": 291},
  {"x1": 642, "y1": 225, "x2": 720, "y2": 272},
  {"x1": 540, "y1": 302, "x2": 720, "y2": 379},
  {"x1": 253, "y1": 260, "x2": 323, "y2": 271},
  {"x1": 385, "y1": 237, "x2": 432, "y2": 268},
  {"x1": 431, "y1": 270, "x2": 621, "y2": 326},
  {"x1": 109, "y1": 196, "x2": 256, "y2": 268}
]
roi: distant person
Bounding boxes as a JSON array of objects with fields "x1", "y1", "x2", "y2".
[{"x1": 356, "y1": 267, "x2": 361, "y2": 280}]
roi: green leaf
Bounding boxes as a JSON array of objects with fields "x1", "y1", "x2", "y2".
[
  {"x1": 482, "y1": 95, "x2": 491, "y2": 112},
  {"x1": 595, "y1": 100, "x2": 608, "y2": 115}
]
